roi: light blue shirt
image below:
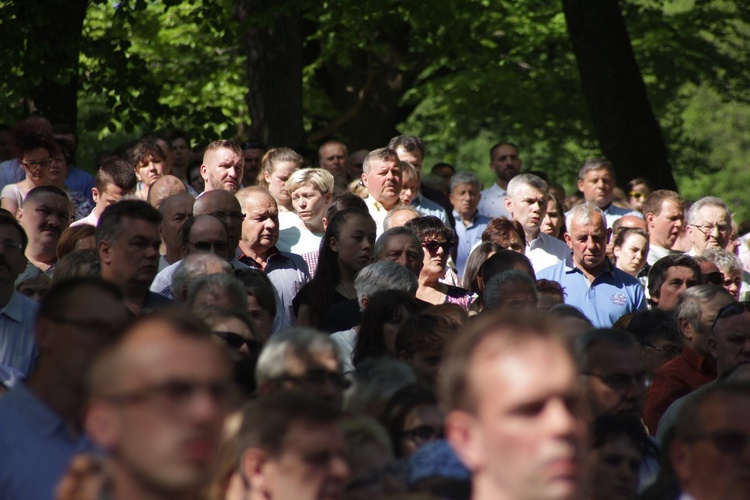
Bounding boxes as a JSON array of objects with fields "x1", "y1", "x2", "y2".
[
  {"x1": 453, "y1": 210, "x2": 490, "y2": 278},
  {"x1": 0, "y1": 382, "x2": 97, "y2": 499},
  {"x1": 0, "y1": 159, "x2": 24, "y2": 193},
  {"x1": 0, "y1": 291, "x2": 39, "y2": 380},
  {"x1": 412, "y1": 194, "x2": 449, "y2": 225},
  {"x1": 537, "y1": 256, "x2": 647, "y2": 327}
]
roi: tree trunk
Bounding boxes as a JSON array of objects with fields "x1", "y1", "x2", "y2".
[
  {"x1": 235, "y1": 0, "x2": 306, "y2": 150},
  {"x1": 561, "y1": 0, "x2": 677, "y2": 191}
]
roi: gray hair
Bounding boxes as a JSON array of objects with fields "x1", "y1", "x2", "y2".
[
  {"x1": 674, "y1": 284, "x2": 734, "y2": 334},
  {"x1": 574, "y1": 328, "x2": 639, "y2": 370},
  {"x1": 702, "y1": 247, "x2": 742, "y2": 276},
  {"x1": 507, "y1": 173, "x2": 549, "y2": 199},
  {"x1": 449, "y1": 171, "x2": 481, "y2": 193},
  {"x1": 483, "y1": 270, "x2": 537, "y2": 310},
  {"x1": 566, "y1": 202, "x2": 606, "y2": 229},
  {"x1": 686, "y1": 196, "x2": 732, "y2": 227},
  {"x1": 354, "y1": 261, "x2": 419, "y2": 309},
  {"x1": 344, "y1": 357, "x2": 417, "y2": 415},
  {"x1": 375, "y1": 226, "x2": 423, "y2": 260},
  {"x1": 382, "y1": 205, "x2": 423, "y2": 231},
  {"x1": 171, "y1": 253, "x2": 233, "y2": 302},
  {"x1": 186, "y1": 273, "x2": 248, "y2": 310},
  {"x1": 362, "y1": 148, "x2": 399, "y2": 175},
  {"x1": 578, "y1": 158, "x2": 615, "y2": 180},
  {"x1": 255, "y1": 327, "x2": 341, "y2": 384}
]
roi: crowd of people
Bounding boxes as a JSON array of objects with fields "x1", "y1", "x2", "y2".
[{"x1": 0, "y1": 116, "x2": 749, "y2": 500}]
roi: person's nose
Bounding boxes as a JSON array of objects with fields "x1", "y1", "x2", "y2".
[{"x1": 330, "y1": 453, "x2": 350, "y2": 482}]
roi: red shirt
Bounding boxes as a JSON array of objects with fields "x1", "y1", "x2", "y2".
[{"x1": 643, "y1": 346, "x2": 716, "y2": 435}]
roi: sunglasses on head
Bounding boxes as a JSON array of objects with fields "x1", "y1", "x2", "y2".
[
  {"x1": 212, "y1": 331, "x2": 263, "y2": 353},
  {"x1": 711, "y1": 302, "x2": 750, "y2": 333},
  {"x1": 421, "y1": 240, "x2": 452, "y2": 254}
]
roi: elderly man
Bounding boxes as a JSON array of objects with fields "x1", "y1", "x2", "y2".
[
  {"x1": 200, "y1": 139, "x2": 244, "y2": 193},
  {"x1": 98, "y1": 199, "x2": 173, "y2": 316},
  {"x1": 146, "y1": 174, "x2": 188, "y2": 209},
  {"x1": 0, "y1": 215, "x2": 38, "y2": 381},
  {"x1": 158, "y1": 192, "x2": 194, "y2": 270},
  {"x1": 318, "y1": 140, "x2": 349, "y2": 180},
  {"x1": 374, "y1": 226, "x2": 424, "y2": 277},
  {"x1": 538, "y1": 203, "x2": 646, "y2": 327},
  {"x1": 442, "y1": 311, "x2": 587, "y2": 500},
  {"x1": 0, "y1": 278, "x2": 129, "y2": 499},
  {"x1": 644, "y1": 285, "x2": 734, "y2": 435},
  {"x1": 576, "y1": 159, "x2": 637, "y2": 227},
  {"x1": 686, "y1": 196, "x2": 732, "y2": 256},
  {"x1": 236, "y1": 187, "x2": 310, "y2": 332},
  {"x1": 361, "y1": 148, "x2": 402, "y2": 234},
  {"x1": 643, "y1": 190, "x2": 685, "y2": 265},
  {"x1": 669, "y1": 382, "x2": 750, "y2": 500},
  {"x1": 505, "y1": 173, "x2": 570, "y2": 273},
  {"x1": 17, "y1": 185, "x2": 72, "y2": 272},
  {"x1": 477, "y1": 142, "x2": 521, "y2": 219},
  {"x1": 382, "y1": 205, "x2": 421, "y2": 231},
  {"x1": 237, "y1": 393, "x2": 350, "y2": 500},
  {"x1": 450, "y1": 171, "x2": 490, "y2": 278},
  {"x1": 85, "y1": 312, "x2": 233, "y2": 500},
  {"x1": 256, "y1": 327, "x2": 348, "y2": 407},
  {"x1": 193, "y1": 189, "x2": 246, "y2": 265},
  {"x1": 647, "y1": 254, "x2": 701, "y2": 311}
]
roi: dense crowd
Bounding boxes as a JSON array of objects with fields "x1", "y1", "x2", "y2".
[{"x1": 0, "y1": 116, "x2": 749, "y2": 500}]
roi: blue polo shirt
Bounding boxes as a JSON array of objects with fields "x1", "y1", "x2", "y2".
[
  {"x1": 538, "y1": 256, "x2": 647, "y2": 327},
  {"x1": 452, "y1": 210, "x2": 491, "y2": 278},
  {"x1": 0, "y1": 382, "x2": 97, "y2": 499}
]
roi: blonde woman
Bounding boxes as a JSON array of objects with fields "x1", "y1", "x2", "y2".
[
  {"x1": 258, "y1": 147, "x2": 302, "y2": 213},
  {"x1": 277, "y1": 168, "x2": 334, "y2": 255}
]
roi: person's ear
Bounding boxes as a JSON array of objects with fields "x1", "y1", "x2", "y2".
[
  {"x1": 329, "y1": 236, "x2": 339, "y2": 253},
  {"x1": 564, "y1": 231, "x2": 573, "y2": 250},
  {"x1": 504, "y1": 197, "x2": 513, "y2": 215},
  {"x1": 398, "y1": 350, "x2": 410, "y2": 361},
  {"x1": 241, "y1": 448, "x2": 270, "y2": 495},
  {"x1": 360, "y1": 295, "x2": 369, "y2": 311},
  {"x1": 445, "y1": 410, "x2": 483, "y2": 471},
  {"x1": 708, "y1": 333, "x2": 719, "y2": 360},
  {"x1": 325, "y1": 191, "x2": 333, "y2": 204},
  {"x1": 200, "y1": 164, "x2": 209, "y2": 182},
  {"x1": 84, "y1": 401, "x2": 120, "y2": 451},
  {"x1": 98, "y1": 240, "x2": 112, "y2": 265},
  {"x1": 577, "y1": 179, "x2": 584, "y2": 193},
  {"x1": 92, "y1": 187, "x2": 100, "y2": 204},
  {"x1": 668, "y1": 440, "x2": 692, "y2": 485},
  {"x1": 15, "y1": 207, "x2": 23, "y2": 221},
  {"x1": 645, "y1": 212, "x2": 655, "y2": 228},
  {"x1": 360, "y1": 172, "x2": 368, "y2": 188}
]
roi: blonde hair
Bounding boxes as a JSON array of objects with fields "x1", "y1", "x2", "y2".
[
  {"x1": 257, "y1": 148, "x2": 303, "y2": 189},
  {"x1": 286, "y1": 168, "x2": 334, "y2": 195}
]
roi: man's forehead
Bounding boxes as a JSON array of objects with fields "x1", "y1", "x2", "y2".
[
  {"x1": 120, "y1": 216, "x2": 158, "y2": 235},
  {"x1": 665, "y1": 266, "x2": 698, "y2": 280},
  {"x1": 696, "y1": 205, "x2": 729, "y2": 221},
  {"x1": 322, "y1": 143, "x2": 345, "y2": 155},
  {"x1": 371, "y1": 159, "x2": 398, "y2": 172},
  {"x1": 191, "y1": 217, "x2": 226, "y2": 236},
  {"x1": 584, "y1": 168, "x2": 613, "y2": 180},
  {"x1": 207, "y1": 147, "x2": 241, "y2": 165},
  {"x1": 385, "y1": 234, "x2": 419, "y2": 250},
  {"x1": 164, "y1": 195, "x2": 194, "y2": 215},
  {"x1": 245, "y1": 195, "x2": 277, "y2": 214},
  {"x1": 493, "y1": 144, "x2": 518, "y2": 157},
  {"x1": 586, "y1": 342, "x2": 641, "y2": 370},
  {"x1": 26, "y1": 194, "x2": 70, "y2": 211},
  {"x1": 284, "y1": 348, "x2": 339, "y2": 375},
  {"x1": 569, "y1": 216, "x2": 605, "y2": 234}
]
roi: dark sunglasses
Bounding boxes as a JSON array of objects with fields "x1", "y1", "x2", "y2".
[
  {"x1": 401, "y1": 425, "x2": 444, "y2": 443},
  {"x1": 712, "y1": 302, "x2": 750, "y2": 333},
  {"x1": 421, "y1": 240, "x2": 452, "y2": 254},
  {"x1": 212, "y1": 331, "x2": 262, "y2": 353},
  {"x1": 684, "y1": 430, "x2": 750, "y2": 455}
]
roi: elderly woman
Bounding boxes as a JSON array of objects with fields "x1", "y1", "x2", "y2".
[
  {"x1": 277, "y1": 168, "x2": 334, "y2": 255},
  {"x1": 405, "y1": 216, "x2": 477, "y2": 311}
]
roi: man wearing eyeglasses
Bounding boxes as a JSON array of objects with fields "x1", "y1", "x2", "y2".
[
  {"x1": 0, "y1": 278, "x2": 129, "y2": 499},
  {"x1": 669, "y1": 382, "x2": 750, "y2": 500},
  {"x1": 17, "y1": 185, "x2": 72, "y2": 273},
  {"x1": 85, "y1": 311, "x2": 233, "y2": 500},
  {"x1": 686, "y1": 196, "x2": 733, "y2": 256},
  {"x1": 643, "y1": 190, "x2": 686, "y2": 266}
]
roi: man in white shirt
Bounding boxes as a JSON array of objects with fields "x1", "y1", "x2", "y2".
[
  {"x1": 504, "y1": 174, "x2": 570, "y2": 272},
  {"x1": 477, "y1": 142, "x2": 521, "y2": 219},
  {"x1": 361, "y1": 148, "x2": 402, "y2": 235},
  {"x1": 71, "y1": 158, "x2": 136, "y2": 227},
  {"x1": 644, "y1": 190, "x2": 685, "y2": 265},
  {"x1": 686, "y1": 196, "x2": 732, "y2": 257},
  {"x1": 575, "y1": 158, "x2": 638, "y2": 227}
]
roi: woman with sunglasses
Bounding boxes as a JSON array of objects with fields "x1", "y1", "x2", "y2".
[
  {"x1": 405, "y1": 216, "x2": 477, "y2": 310},
  {"x1": 1, "y1": 121, "x2": 57, "y2": 214},
  {"x1": 626, "y1": 177, "x2": 653, "y2": 213}
]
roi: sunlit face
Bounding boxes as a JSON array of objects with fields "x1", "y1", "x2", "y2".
[
  {"x1": 291, "y1": 184, "x2": 331, "y2": 230},
  {"x1": 264, "y1": 161, "x2": 298, "y2": 206},
  {"x1": 330, "y1": 215, "x2": 376, "y2": 275},
  {"x1": 450, "y1": 182, "x2": 481, "y2": 220},
  {"x1": 377, "y1": 234, "x2": 423, "y2": 277},
  {"x1": 20, "y1": 147, "x2": 52, "y2": 185},
  {"x1": 241, "y1": 194, "x2": 279, "y2": 253},
  {"x1": 136, "y1": 155, "x2": 168, "y2": 188},
  {"x1": 489, "y1": 144, "x2": 522, "y2": 183},
  {"x1": 399, "y1": 175, "x2": 420, "y2": 206},
  {"x1": 505, "y1": 185, "x2": 547, "y2": 237},
  {"x1": 577, "y1": 168, "x2": 615, "y2": 208},
  {"x1": 647, "y1": 200, "x2": 684, "y2": 249},
  {"x1": 319, "y1": 143, "x2": 348, "y2": 177},
  {"x1": 613, "y1": 233, "x2": 649, "y2": 276},
  {"x1": 447, "y1": 337, "x2": 586, "y2": 500},
  {"x1": 564, "y1": 213, "x2": 609, "y2": 271},
  {"x1": 419, "y1": 233, "x2": 450, "y2": 282},
  {"x1": 688, "y1": 205, "x2": 731, "y2": 254},
  {"x1": 395, "y1": 146, "x2": 423, "y2": 172},
  {"x1": 201, "y1": 147, "x2": 244, "y2": 193},
  {"x1": 717, "y1": 265, "x2": 742, "y2": 301},
  {"x1": 627, "y1": 184, "x2": 650, "y2": 212},
  {"x1": 541, "y1": 198, "x2": 563, "y2": 238},
  {"x1": 362, "y1": 159, "x2": 402, "y2": 210},
  {"x1": 17, "y1": 193, "x2": 72, "y2": 252},
  {"x1": 653, "y1": 266, "x2": 699, "y2": 311}
]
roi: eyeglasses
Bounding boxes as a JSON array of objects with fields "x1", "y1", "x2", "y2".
[
  {"x1": 104, "y1": 379, "x2": 235, "y2": 413},
  {"x1": 188, "y1": 240, "x2": 229, "y2": 253},
  {"x1": 705, "y1": 271, "x2": 725, "y2": 285},
  {"x1": 212, "y1": 330, "x2": 262, "y2": 354},
  {"x1": 644, "y1": 344, "x2": 682, "y2": 358},
  {"x1": 683, "y1": 429, "x2": 750, "y2": 455},
  {"x1": 628, "y1": 191, "x2": 647, "y2": 200},
  {"x1": 690, "y1": 223, "x2": 730, "y2": 236},
  {"x1": 421, "y1": 240, "x2": 452, "y2": 254},
  {"x1": 272, "y1": 369, "x2": 351, "y2": 390},
  {"x1": 0, "y1": 239, "x2": 23, "y2": 251},
  {"x1": 208, "y1": 211, "x2": 245, "y2": 222},
  {"x1": 21, "y1": 158, "x2": 53, "y2": 169},
  {"x1": 401, "y1": 425, "x2": 444, "y2": 444},
  {"x1": 582, "y1": 371, "x2": 652, "y2": 391},
  {"x1": 711, "y1": 302, "x2": 750, "y2": 333}
]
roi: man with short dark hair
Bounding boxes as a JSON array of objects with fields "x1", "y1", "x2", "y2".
[
  {"x1": 450, "y1": 171, "x2": 490, "y2": 278},
  {"x1": 643, "y1": 190, "x2": 685, "y2": 265},
  {"x1": 200, "y1": 140, "x2": 244, "y2": 193},
  {"x1": 97, "y1": 199, "x2": 172, "y2": 315},
  {"x1": 478, "y1": 142, "x2": 521, "y2": 219},
  {"x1": 576, "y1": 159, "x2": 637, "y2": 227},
  {"x1": 71, "y1": 158, "x2": 137, "y2": 228},
  {"x1": 318, "y1": 140, "x2": 349, "y2": 180},
  {"x1": 241, "y1": 140, "x2": 265, "y2": 187},
  {"x1": 647, "y1": 254, "x2": 701, "y2": 311},
  {"x1": 538, "y1": 203, "x2": 646, "y2": 327},
  {"x1": 0, "y1": 278, "x2": 129, "y2": 499},
  {"x1": 442, "y1": 312, "x2": 587, "y2": 500},
  {"x1": 85, "y1": 312, "x2": 232, "y2": 500},
  {"x1": 17, "y1": 185, "x2": 72, "y2": 272}
]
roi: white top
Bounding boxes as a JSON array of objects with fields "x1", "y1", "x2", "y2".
[
  {"x1": 70, "y1": 209, "x2": 98, "y2": 228},
  {"x1": 365, "y1": 195, "x2": 390, "y2": 236},
  {"x1": 330, "y1": 327, "x2": 357, "y2": 374},
  {"x1": 526, "y1": 232, "x2": 571, "y2": 274},
  {"x1": 478, "y1": 183, "x2": 511, "y2": 219},
  {"x1": 277, "y1": 217, "x2": 323, "y2": 255}
]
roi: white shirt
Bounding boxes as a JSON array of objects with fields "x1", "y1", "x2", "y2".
[
  {"x1": 478, "y1": 183, "x2": 511, "y2": 219},
  {"x1": 364, "y1": 195, "x2": 390, "y2": 236},
  {"x1": 526, "y1": 232, "x2": 571, "y2": 273},
  {"x1": 330, "y1": 327, "x2": 357, "y2": 374},
  {"x1": 70, "y1": 209, "x2": 98, "y2": 228}
]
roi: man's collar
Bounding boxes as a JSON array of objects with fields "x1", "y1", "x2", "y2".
[
  {"x1": 239, "y1": 246, "x2": 279, "y2": 268},
  {"x1": 0, "y1": 291, "x2": 26, "y2": 322},
  {"x1": 564, "y1": 255, "x2": 614, "y2": 277}
]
